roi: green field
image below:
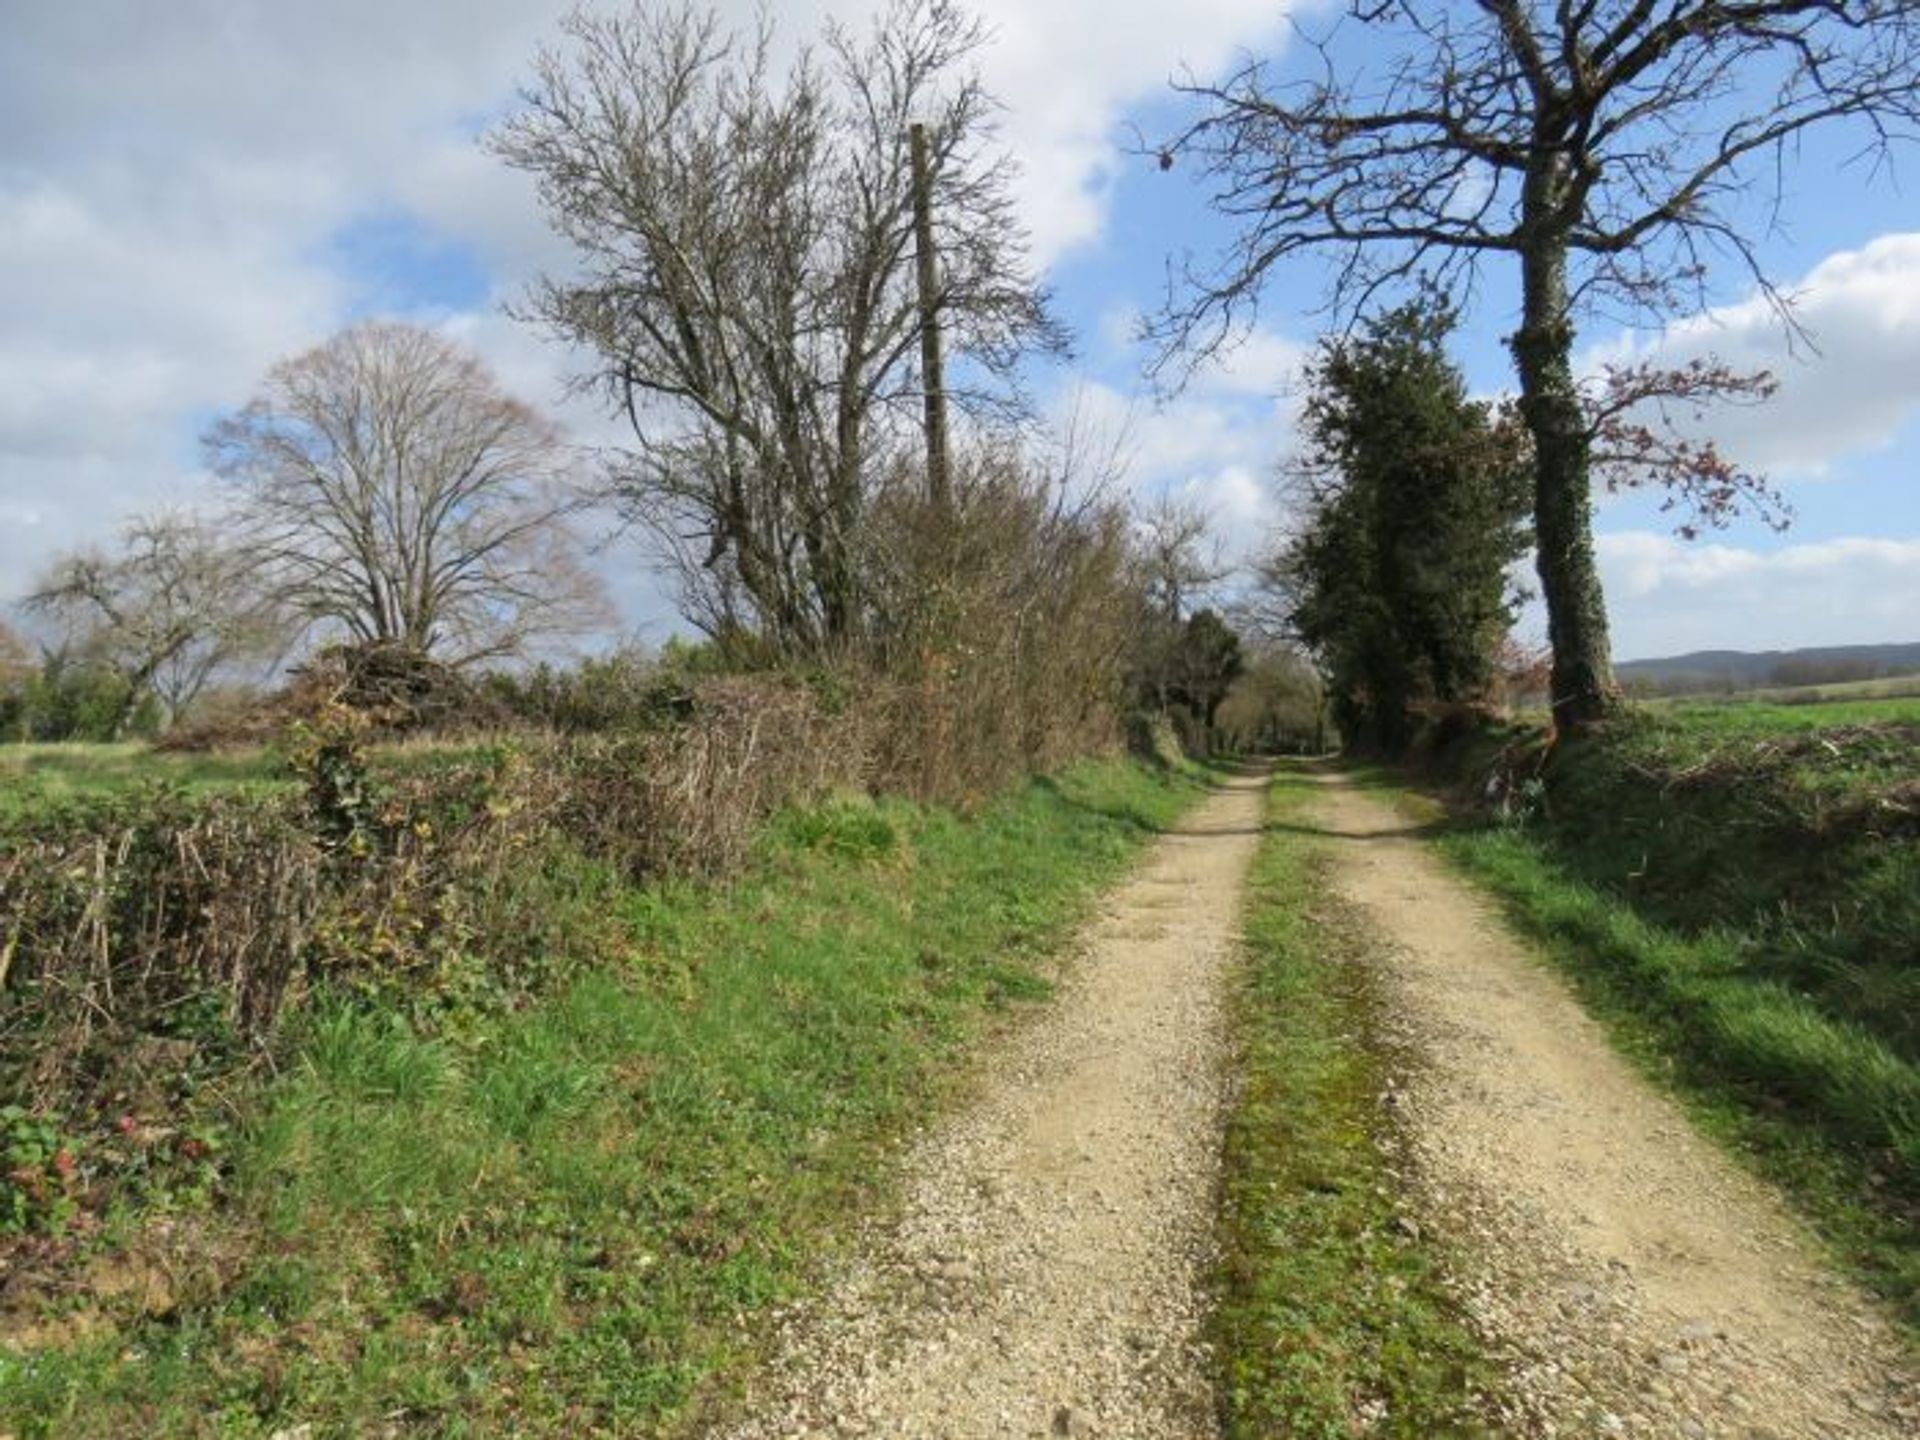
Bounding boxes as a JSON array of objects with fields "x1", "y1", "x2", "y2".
[
  {"x1": 1646, "y1": 675, "x2": 1920, "y2": 711},
  {"x1": 0, "y1": 743, "x2": 288, "y2": 814},
  {"x1": 1655, "y1": 692, "x2": 1920, "y2": 728},
  {"x1": 1509, "y1": 689, "x2": 1920, "y2": 734},
  {"x1": 0, "y1": 739, "x2": 516, "y2": 817}
]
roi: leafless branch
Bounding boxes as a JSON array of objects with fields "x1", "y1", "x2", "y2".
[
  {"x1": 493, "y1": 0, "x2": 1064, "y2": 654},
  {"x1": 205, "y1": 322, "x2": 606, "y2": 668}
]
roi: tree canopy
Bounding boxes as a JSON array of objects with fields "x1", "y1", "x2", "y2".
[
  {"x1": 1271, "y1": 300, "x2": 1530, "y2": 752},
  {"x1": 496, "y1": 0, "x2": 1063, "y2": 656},
  {"x1": 206, "y1": 321, "x2": 603, "y2": 668},
  {"x1": 25, "y1": 511, "x2": 284, "y2": 734}
]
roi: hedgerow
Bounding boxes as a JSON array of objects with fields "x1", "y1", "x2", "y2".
[{"x1": 0, "y1": 675, "x2": 873, "y2": 1230}]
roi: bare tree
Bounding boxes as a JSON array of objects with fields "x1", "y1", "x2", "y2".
[
  {"x1": 1135, "y1": 495, "x2": 1229, "y2": 625},
  {"x1": 206, "y1": 321, "x2": 605, "y2": 667},
  {"x1": 493, "y1": 0, "x2": 1066, "y2": 656},
  {"x1": 25, "y1": 511, "x2": 285, "y2": 733},
  {"x1": 1127, "y1": 495, "x2": 1233, "y2": 713},
  {"x1": 1152, "y1": 1, "x2": 1920, "y2": 729}
]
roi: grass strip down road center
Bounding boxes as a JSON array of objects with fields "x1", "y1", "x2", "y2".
[{"x1": 1212, "y1": 766, "x2": 1497, "y2": 1438}]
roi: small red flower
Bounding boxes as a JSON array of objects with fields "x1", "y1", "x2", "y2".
[
  {"x1": 116, "y1": 1114, "x2": 138, "y2": 1136},
  {"x1": 51, "y1": 1149, "x2": 77, "y2": 1180}
]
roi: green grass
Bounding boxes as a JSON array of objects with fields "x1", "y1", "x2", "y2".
[
  {"x1": 1648, "y1": 693, "x2": 1920, "y2": 730},
  {"x1": 0, "y1": 743, "x2": 288, "y2": 813},
  {"x1": 1511, "y1": 708, "x2": 1919, "y2": 1060},
  {"x1": 1213, "y1": 767, "x2": 1497, "y2": 1438},
  {"x1": 1648, "y1": 676, "x2": 1920, "y2": 711},
  {"x1": 0, "y1": 758, "x2": 1204, "y2": 1438},
  {"x1": 0, "y1": 737, "x2": 516, "y2": 819}
]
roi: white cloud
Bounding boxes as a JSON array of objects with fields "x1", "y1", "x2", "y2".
[
  {"x1": 0, "y1": 0, "x2": 560, "y2": 600},
  {"x1": 1192, "y1": 328, "x2": 1310, "y2": 398},
  {"x1": 967, "y1": 0, "x2": 1290, "y2": 264},
  {"x1": 0, "y1": 0, "x2": 1292, "y2": 628},
  {"x1": 1049, "y1": 322, "x2": 1307, "y2": 563},
  {"x1": 1586, "y1": 232, "x2": 1920, "y2": 479},
  {"x1": 1180, "y1": 464, "x2": 1271, "y2": 536},
  {"x1": 1594, "y1": 531, "x2": 1920, "y2": 659}
]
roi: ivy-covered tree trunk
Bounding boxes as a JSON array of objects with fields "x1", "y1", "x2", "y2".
[{"x1": 1512, "y1": 190, "x2": 1619, "y2": 732}]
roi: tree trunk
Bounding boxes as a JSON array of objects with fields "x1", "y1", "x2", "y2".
[
  {"x1": 111, "y1": 629, "x2": 193, "y2": 739},
  {"x1": 1511, "y1": 221, "x2": 1619, "y2": 732},
  {"x1": 816, "y1": 425, "x2": 863, "y2": 650},
  {"x1": 909, "y1": 123, "x2": 953, "y2": 515}
]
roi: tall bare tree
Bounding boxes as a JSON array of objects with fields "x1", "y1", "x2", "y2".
[
  {"x1": 1152, "y1": 1, "x2": 1920, "y2": 729},
  {"x1": 1127, "y1": 495, "x2": 1232, "y2": 713},
  {"x1": 493, "y1": 0, "x2": 1065, "y2": 656},
  {"x1": 1135, "y1": 495, "x2": 1228, "y2": 625},
  {"x1": 25, "y1": 511, "x2": 284, "y2": 733},
  {"x1": 207, "y1": 321, "x2": 604, "y2": 667}
]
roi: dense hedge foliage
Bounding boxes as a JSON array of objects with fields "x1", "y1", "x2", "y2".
[{"x1": 0, "y1": 678, "x2": 866, "y2": 1129}]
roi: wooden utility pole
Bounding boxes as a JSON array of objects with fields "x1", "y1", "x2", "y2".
[{"x1": 909, "y1": 122, "x2": 952, "y2": 513}]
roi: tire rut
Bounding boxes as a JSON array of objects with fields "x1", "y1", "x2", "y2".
[
  {"x1": 1308, "y1": 768, "x2": 1917, "y2": 1439},
  {"x1": 709, "y1": 769, "x2": 1270, "y2": 1440}
]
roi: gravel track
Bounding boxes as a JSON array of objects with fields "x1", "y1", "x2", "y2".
[
  {"x1": 709, "y1": 770, "x2": 1270, "y2": 1440},
  {"x1": 1309, "y1": 769, "x2": 1918, "y2": 1439},
  {"x1": 709, "y1": 763, "x2": 1914, "y2": 1439}
]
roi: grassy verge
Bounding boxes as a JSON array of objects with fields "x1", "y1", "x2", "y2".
[
  {"x1": 1213, "y1": 768, "x2": 1496, "y2": 1438},
  {"x1": 1404, "y1": 698, "x2": 1919, "y2": 1087},
  {"x1": 0, "y1": 758, "x2": 1203, "y2": 1438}
]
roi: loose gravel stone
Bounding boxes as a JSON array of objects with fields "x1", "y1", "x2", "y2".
[{"x1": 1309, "y1": 771, "x2": 1918, "y2": 1440}]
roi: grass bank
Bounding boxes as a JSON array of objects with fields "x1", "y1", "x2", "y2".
[
  {"x1": 1, "y1": 759, "x2": 1203, "y2": 1438},
  {"x1": 1212, "y1": 767, "x2": 1496, "y2": 1437},
  {"x1": 1387, "y1": 701, "x2": 1920, "y2": 1329}
]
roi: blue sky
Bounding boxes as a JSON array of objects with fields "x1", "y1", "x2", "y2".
[{"x1": 3, "y1": 1, "x2": 1917, "y2": 664}]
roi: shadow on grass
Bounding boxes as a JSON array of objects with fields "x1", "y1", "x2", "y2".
[
  {"x1": 1032, "y1": 760, "x2": 1259, "y2": 836},
  {"x1": 1036, "y1": 757, "x2": 1451, "y2": 842},
  {"x1": 1260, "y1": 819, "x2": 1452, "y2": 842},
  {"x1": 1031, "y1": 772, "x2": 1202, "y2": 835}
]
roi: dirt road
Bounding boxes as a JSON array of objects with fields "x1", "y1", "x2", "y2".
[
  {"x1": 712, "y1": 763, "x2": 1914, "y2": 1438},
  {"x1": 712, "y1": 768, "x2": 1270, "y2": 1440},
  {"x1": 1309, "y1": 770, "x2": 1917, "y2": 1438}
]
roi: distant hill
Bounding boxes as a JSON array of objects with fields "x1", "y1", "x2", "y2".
[{"x1": 1617, "y1": 642, "x2": 1920, "y2": 694}]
